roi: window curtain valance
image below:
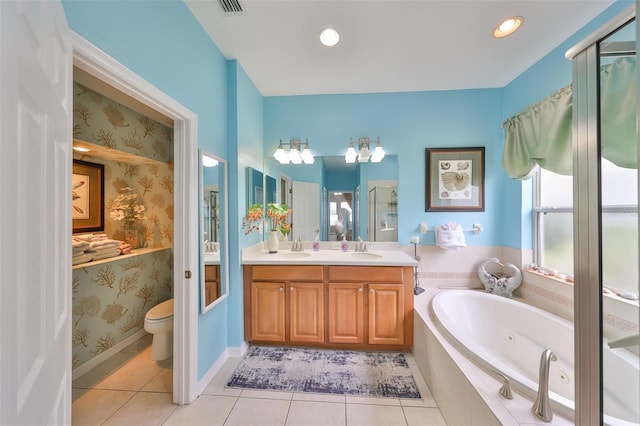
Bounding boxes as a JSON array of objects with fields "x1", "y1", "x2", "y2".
[{"x1": 502, "y1": 56, "x2": 636, "y2": 180}]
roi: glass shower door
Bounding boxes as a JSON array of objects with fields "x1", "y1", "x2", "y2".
[{"x1": 598, "y1": 19, "x2": 639, "y2": 426}]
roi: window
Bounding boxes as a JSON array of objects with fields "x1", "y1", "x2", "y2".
[{"x1": 535, "y1": 160, "x2": 638, "y2": 296}]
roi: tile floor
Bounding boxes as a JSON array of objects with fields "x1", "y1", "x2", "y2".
[{"x1": 72, "y1": 336, "x2": 447, "y2": 426}]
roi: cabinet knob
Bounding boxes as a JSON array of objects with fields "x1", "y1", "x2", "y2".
[
  {"x1": 358, "y1": 287, "x2": 363, "y2": 292},
  {"x1": 279, "y1": 287, "x2": 284, "y2": 292},
  {"x1": 370, "y1": 289, "x2": 374, "y2": 294},
  {"x1": 290, "y1": 287, "x2": 294, "y2": 292}
]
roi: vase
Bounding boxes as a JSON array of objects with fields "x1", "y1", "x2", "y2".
[
  {"x1": 123, "y1": 221, "x2": 139, "y2": 249},
  {"x1": 266, "y1": 230, "x2": 279, "y2": 253}
]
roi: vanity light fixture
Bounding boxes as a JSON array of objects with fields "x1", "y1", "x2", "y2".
[
  {"x1": 320, "y1": 28, "x2": 340, "y2": 47},
  {"x1": 274, "y1": 138, "x2": 315, "y2": 165},
  {"x1": 493, "y1": 16, "x2": 523, "y2": 38},
  {"x1": 345, "y1": 137, "x2": 385, "y2": 164}
]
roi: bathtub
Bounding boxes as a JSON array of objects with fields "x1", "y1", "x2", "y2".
[{"x1": 428, "y1": 289, "x2": 639, "y2": 425}]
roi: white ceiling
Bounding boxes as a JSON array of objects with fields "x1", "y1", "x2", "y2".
[{"x1": 186, "y1": 0, "x2": 615, "y2": 97}]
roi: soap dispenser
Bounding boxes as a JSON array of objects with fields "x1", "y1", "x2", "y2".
[
  {"x1": 313, "y1": 231, "x2": 320, "y2": 251},
  {"x1": 341, "y1": 235, "x2": 348, "y2": 252}
]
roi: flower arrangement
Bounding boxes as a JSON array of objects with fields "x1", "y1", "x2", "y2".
[
  {"x1": 242, "y1": 203, "x2": 292, "y2": 236},
  {"x1": 109, "y1": 187, "x2": 146, "y2": 224}
]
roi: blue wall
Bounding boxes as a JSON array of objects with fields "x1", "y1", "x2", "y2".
[
  {"x1": 228, "y1": 60, "x2": 264, "y2": 347},
  {"x1": 63, "y1": 0, "x2": 230, "y2": 379},
  {"x1": 264, "y1": 89, "x2": 504, "y2": 247}
]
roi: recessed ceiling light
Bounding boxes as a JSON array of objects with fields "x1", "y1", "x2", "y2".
[
  {"x1": 493, "y1": 16, "x2": 523, "y2": 38},
  {"x1": 73, "y1": 146, "x2": 90, "y2": 152},
  {"x1": 320, "y1": 28, "x2": 340, "y2": 47}
]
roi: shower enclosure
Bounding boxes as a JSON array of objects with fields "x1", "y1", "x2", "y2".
[
  {"x1": 368, "y1": 186, "x2": 398, "y2": 242},
  {"x1": 568, "y1": 7, "x2": 639, "y2": 424}
]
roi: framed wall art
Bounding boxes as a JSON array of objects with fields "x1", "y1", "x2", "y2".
[
  {"x1": 425, "y1": 147, "x2": 485, "y2": 212},
  {"x1": 72, "y1": 159, "x2": 104, "y2": 233}
]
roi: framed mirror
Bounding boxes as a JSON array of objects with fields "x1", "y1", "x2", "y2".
[{"x1": 200, "y1": 151, "x2": 228, "y2": 313}]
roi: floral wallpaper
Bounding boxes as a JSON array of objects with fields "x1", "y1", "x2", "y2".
[
  {"x1": 72, "y1": 248, "x2": 173, "y2": 369},
  {"x1": 73, "y1": 82, "x2": 173, "y2": 164},
  {"x1": 72, "y1": 81, "x2": 174, "y2": 248},
  {"x1": 72, "y1": 81, "x2": 175, "y2": 371}
]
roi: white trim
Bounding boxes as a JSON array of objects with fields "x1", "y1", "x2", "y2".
[
  {"x1": 197, "y1": 343, "x2": 249, "y2": 395},
  {"x1": 71, "y1": 32, "x2": 200, "y2": 405},
  {"x1": 72, "y1": 330, "x2": 147, "y2": 380},
  {"x1": 200, "y1": 151, "x2": 230, "y2": 314}
]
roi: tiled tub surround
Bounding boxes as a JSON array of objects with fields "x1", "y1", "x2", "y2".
[{"x1": 405, "y1": 244, "x2": 638, "y2": 348}]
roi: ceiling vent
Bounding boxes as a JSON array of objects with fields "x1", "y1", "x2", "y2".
[{"x1": 219, "y1": 0, "x2": 243, "y2": 13}]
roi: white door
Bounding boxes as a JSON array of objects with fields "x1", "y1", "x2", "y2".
[
  {"x1": 1, "y1": 1, "x2": 73, "y2": 425},
  {"x1": 292, "y1": 181, "x2": 320, "y2": 240}
]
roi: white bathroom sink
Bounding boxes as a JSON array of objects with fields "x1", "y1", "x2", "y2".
[
  {"x1": 271, "y1": 252, "x2": 312, "y2": 259},
  {"x1": 347, "y1": 252, "x2": 382, "y2": 259}
]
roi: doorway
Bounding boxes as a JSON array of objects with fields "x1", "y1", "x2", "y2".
[
  {"x1": 72, "y1": 33, "x2": 199, "y2": 405},
  {"x1": 328, "y1": 191, "x2": 354, "y2": 241}
]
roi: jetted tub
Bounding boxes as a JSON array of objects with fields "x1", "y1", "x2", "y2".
[{"x1": 430, "y1": 290, "x2": 639, "y2": 425}]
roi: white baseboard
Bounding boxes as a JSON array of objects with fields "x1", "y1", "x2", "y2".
[
  {"x1": 72, "y1": 329, "x2": 148, "y2": 381},
  {"x1": 197, "y1": 342, "x2": 248, "y2": 395}
]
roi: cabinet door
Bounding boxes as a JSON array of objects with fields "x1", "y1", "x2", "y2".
[
  {"x1": 204, "y1": 265, "x2": 219, "y2": 306},
  {"x1": 251, "y1": 282, "x2": 285, "y2": 342},
  {"x1": 368, "y1": 283, "x2": 404, "y2": 345},
  {"x1": 289, "y1": 282, "x2": 324, "y2": 342},
  {"x1": 328, "y1": 283, "x2": 364, "y2": 344}
]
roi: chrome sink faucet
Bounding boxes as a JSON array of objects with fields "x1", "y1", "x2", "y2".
[
  {"x1": 532, "y1": 349, "x2": 557, "y2": 422},
  {"x1": 354, "y1": 237, "x2": 367, "y2": 252},
  {"x1": 291, "y1": 236, "x2": 304, "y2": 252}
]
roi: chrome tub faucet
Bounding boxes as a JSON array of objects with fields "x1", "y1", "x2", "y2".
[{"x1": 532, "y1": 349, "x2": 557, "y2": 422}]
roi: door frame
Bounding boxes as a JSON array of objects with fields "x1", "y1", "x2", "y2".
[{"x1": 72, "y1": 33, "x2": 199, "y2": 404}]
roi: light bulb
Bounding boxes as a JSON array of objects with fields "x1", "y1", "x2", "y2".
[{"x1": 345, "y1": 142, "x2": 357, "y2": 163}]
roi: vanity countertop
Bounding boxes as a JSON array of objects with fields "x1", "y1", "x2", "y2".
[
  {"x1": 242, "y1": 243, "x2": 418, "y2": 266},
  {"x1": 204, "y1": 252, "x2": 220, "y2": 265}
]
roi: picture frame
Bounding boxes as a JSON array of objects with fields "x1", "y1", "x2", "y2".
[
  {"x1": 72, "y1": 159, "x2": 104, "y2": 233},
  {"x1": 425, "y1": 147, "x2": 485, "y2": 212}
]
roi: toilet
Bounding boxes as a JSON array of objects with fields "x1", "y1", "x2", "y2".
[{"x1": 144, "y1": 298, "x2": 174, "y2": 361}]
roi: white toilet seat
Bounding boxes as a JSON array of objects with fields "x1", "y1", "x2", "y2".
[{"x1": 145, "y1": 298, "x2": 173, "y2": 321}]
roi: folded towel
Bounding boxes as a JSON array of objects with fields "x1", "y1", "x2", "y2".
[
  {"x1": 72, "y1": 253, "x2": 93, "y2": 265},
  {"x1": 91, "y1": 248, "x2": 121, "y2": 261},
  {"x1": 88, "y1": 240, "x2": 119, "y2": 250},
  {"x1": 87, "y1": 245, "x2": 121, "y2": 256},
  {"x1": 74, "y1": 233, "x2": 108, "y2": 242},
  {"x1": 435, "y1": 221, "x2": 466, "y2": 249},
  {"x1": 72, "y1": 239, "x2": 90, "y2": 253}
]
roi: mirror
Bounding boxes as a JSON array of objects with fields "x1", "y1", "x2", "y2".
[
  {"x1": 264, "y1": 155, "x2": 398, "y2": 241},
  {"x1": 247, "y1": 167, "x2": 263, "y2": 207},
  {"x1": 201, "y1": 151, "x2": 228, "y2": 313}
]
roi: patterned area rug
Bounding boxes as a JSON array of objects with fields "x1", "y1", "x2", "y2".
[{"x1": 226, "y1": 346, "x2": 421, "y2": 399}]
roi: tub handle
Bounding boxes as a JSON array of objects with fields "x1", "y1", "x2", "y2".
[{"x1": 489, "y1": 370, "x2": 513, "y2": 400}]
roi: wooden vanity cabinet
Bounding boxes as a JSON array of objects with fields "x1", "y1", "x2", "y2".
[{"x1": 243, "y1": 264, "x2": 413, "y2": 350}]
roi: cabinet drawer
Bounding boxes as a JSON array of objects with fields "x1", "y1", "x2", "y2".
[
  {"x1": 251, "y1": 265, "x2": 324, "y2": 281},
  {"x1": 328, "y1": 266, "x2": 404, "y2": 282}
]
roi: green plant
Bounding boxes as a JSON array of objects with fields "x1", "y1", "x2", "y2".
[{"x1": 242, "y1": 203, "x2": 292, "y2": 236}]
